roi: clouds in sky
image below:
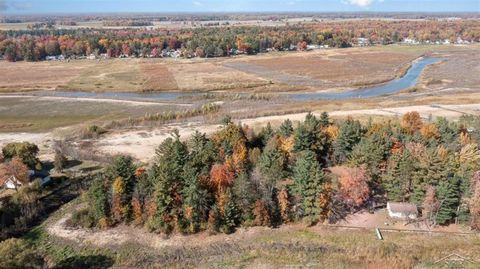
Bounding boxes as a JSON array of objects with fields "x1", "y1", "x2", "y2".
[{"x1": 344, "y1": 0, "x2": 384, "y2": 7}]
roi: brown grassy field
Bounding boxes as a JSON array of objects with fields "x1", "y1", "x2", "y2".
[
  {"x1": 34, "y1": 201, "x2": 480, "y2": 269},
  {"x1": 0, "y1": 45, "x2": 478, "y2": 93},
  {"x1": 0, "y1": 60, "x2": 96, "y2": 91},
  {"x1": 243, "y1": 48, "x2": 418, "y2": 88}
]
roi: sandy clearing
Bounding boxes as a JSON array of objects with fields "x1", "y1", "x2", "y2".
[
  {"x1": 3, "y1": 103, "x2": 480, "y2": 163},
  {"x1": 94, "y1": 122, "x2": 222, "y2": 162},
  {"x1": 330, "y1": 103, "x2": 480, "y2": 119},
  {"x1": 0, "y1": 95, "x2": 191, "y2": 107},
  {"x1": 93, "y1": 103, "x2": 480, "y2": 161},
  {"x1": 94, "y1": 104, "x2": 480, "y2": 162},
  {"x1": 0, "y1": 132, "x2": 51, "y2": 148}
]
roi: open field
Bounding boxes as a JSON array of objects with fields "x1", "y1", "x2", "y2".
[
  {"x1": 28, "y1": 200, "x2": 480, "y2": 269},
  {"x1": 0, "y1": 96, "x2": 190, "y2": 132},
  {"x1": 227, "y1": 47, "x2": 419, "y2": 89},
  {"x1": 1, "y1": 45, "x2": 478, "y2": 93}
]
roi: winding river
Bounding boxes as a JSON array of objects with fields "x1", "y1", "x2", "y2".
[
  {"x1": 3, "y1": 57, "x2": 439, "y2": 102},
  {"x1": 288, "y1": 57, "x2": 440, "y2": 101}
]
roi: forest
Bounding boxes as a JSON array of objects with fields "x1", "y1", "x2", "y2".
[
  {"x1": 64, "y1": 112, "x2": 480, "y2": 234},
  {"x1": 0, "y1": 20, "x2": 479, "y2": 61}
]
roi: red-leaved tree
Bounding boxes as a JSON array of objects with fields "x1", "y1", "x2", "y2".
[{"x1": 338, "y1": 166, "x2": 370, "y2": 207}]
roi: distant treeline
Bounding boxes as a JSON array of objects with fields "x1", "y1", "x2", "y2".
[
  {"x1": 102, "y1": 20, "x2": 153, "y2": 27},
  {"x1": 2, "y1": 12, "x2": 479, "y2": 23},
  {"x1": 0, "y1": 20, "x2": 479, "y2": 61}
]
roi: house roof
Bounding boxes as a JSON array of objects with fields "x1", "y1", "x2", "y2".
[{"x1": 387, "y1": 202, "x2": 418, "y2": 214}]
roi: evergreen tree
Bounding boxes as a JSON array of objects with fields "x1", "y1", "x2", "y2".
[
  {"x1": 319, "y1": 112, "x2": 331, "y2": 128},
  {"x1": 188, "y1": 131, "x2": 217, "y2": 176},
  {"x1": 149, "y1": 132, "x2": 188, "y2": 232},
  {"x1": 106, "y1": 156, "x2": 137, "y2": 221},
  {"x1": 258, "y1": 137, "x2": 287, "y2": 193},
  {"x1": 293, "y1": 150, "x2": 326, "y2": 224},
  {"x1": 333, "y1": 118, "x2": 364, "y2": 164},
  {"x1": 88, "y1": 176, "x2": 110, "y2": 227},
  {"x1": 383, "y1": 151, "x2": 415, "y2": 202},
  {"x1": 221, "y1": 188, "x2": 239, "y2": 234},
  {"x1": 182, "y1": 163, "x2": 208, "y2": 233},
  {"x1": 278, "y1": 119, "x2": 294, "y2": 137},
  {"x1": 436, "y1": 177, "x2": 460, "y2": 225},
  {"x1": 258, "y1": 122, "x2": 274, "y2": 147},
  {"x1": 232, "y1": 172, "x2": 258, "y2": 222},
  {"x1": 294, "y1": 113, "x2": 329, "y2": 165},
  {"x1": 434, "y1": 117, "x2": 459, "y2": 147}
]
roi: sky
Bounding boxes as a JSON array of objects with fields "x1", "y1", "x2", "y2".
[{"x1": 0, "y1": 0, "x2": 479, "y2": 15}]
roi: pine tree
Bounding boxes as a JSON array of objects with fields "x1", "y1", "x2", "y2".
[
  {"x1": 149, "y1": 132, "x2": 188, "y2": 233},
  {"x1": 436, "y1": 177, "x2": 460, "y2": 225},
  {"x1": 383, "y1": 151, "x2": 415, "y2": 202},
  {"x1": 259, "y1": 122, "x2": 275, "y2": 147},
  {"x1": 182, "y1": 163, "x2": 208, "y2": 233},
  {"x1": 258, "y1": 137, "x2": 287, "y2": 192},
  {"x1": 187, "y1": 131, "x2": 216, "y2": 177},
  {"x1": 88, "y1": 176, "x2": 110, "y2": 227},
  {"x1": 294, "y1": 113, "x2": 329, "y2": 165},
  {"x1": 333, "y1": 118, "x2": 363, "y2": 164},
  {"x1": 221, "y1": 189, "x2": 239, "y2": 234},
  {"x1": 232, "y1": 172, "x2": 258, "y2": 222},
  {"x1": 319, "y1": 112, "x2": 331, "y2": 128},
  {"x1": 278, "y1": 119, "x2": 294, "y2": 137},
  {"x1": 411, "y1": 149, "x2": 450, "y2": 205},
  {"x1": 293, "y1": 150, "x2": 326, "y2": 223}
]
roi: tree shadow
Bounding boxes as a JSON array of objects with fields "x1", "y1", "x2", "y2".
[
  {"x1": 54, "y1": 255, "x2": 114, "y2": 269},
  {"x1": 65, "y1": 159, "x2": 82, "y2": 169}
]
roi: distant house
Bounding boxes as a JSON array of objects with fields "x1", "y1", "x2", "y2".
[
  {"x1": 306, "y1": 44, "x2": 321, "y2": 50},
  {"x1": 387, "y1": 202, "x2": 418, "y2": 220},
  {"x1": 356, "y1": 37, "x2": 370, "y2": 47},
  {"x1": 403, "y1": 38, "x2": 419, "y2": 45},
  {"x1": 2, "y1": 170, "x2": 51, "y2": 190},
  {"x1": 87, "y1": 54, "x2": 97, "y2": 60}
]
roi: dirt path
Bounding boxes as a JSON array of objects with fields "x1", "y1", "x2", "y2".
[{"x1": 0, "y1": 95, "x2": 191, "y2": 107}]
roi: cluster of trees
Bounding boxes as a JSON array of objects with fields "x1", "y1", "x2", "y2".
[
  {"x1": 0, "y1": 142, "x2": 45, "y2": 239},
  {"x1": 73, "y1": 112, "x2": 480, "y2": 234},
  {"x1": 1, "y1": 20, "x2": 478, "y2": 61}
]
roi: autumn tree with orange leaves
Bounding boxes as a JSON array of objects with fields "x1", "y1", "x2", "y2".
[
  {"x1": 338, "y1": 166, "x2": 370, "y2": 207},
  {"x1": 401, "y1": 111, "x2": 423, "y2": 135},
  {"x1": 0, "y1": 157, "x2": 29, "y2": 191}
]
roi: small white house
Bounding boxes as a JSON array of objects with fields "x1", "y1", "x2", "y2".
[
  {"x1": 387, "y1": 202, "x2": 418, "y2": 220},
  {"x1": 356, "y1": 37, "x2": 370, "y2": 47},
  {"x1": 87, "y1": 54, "x2": 97, "y2": 60},
  {"x1": 4, "y1": 175, "x2": 20, "y2": 189}
]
